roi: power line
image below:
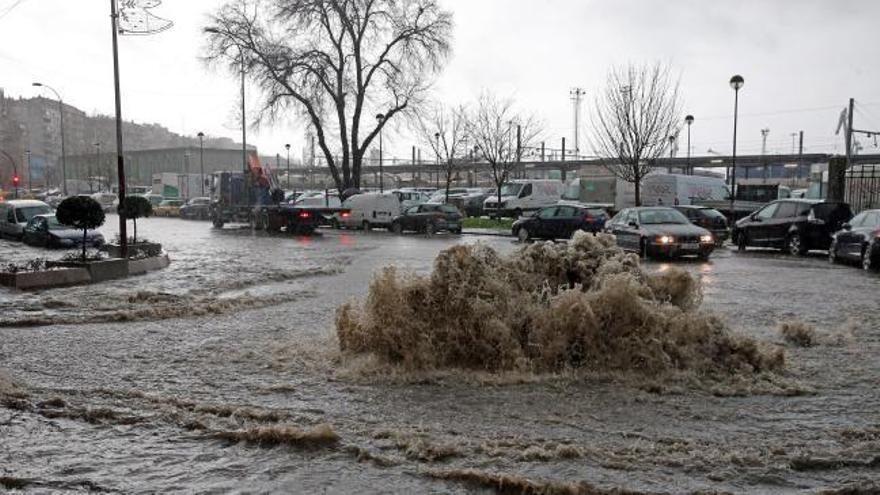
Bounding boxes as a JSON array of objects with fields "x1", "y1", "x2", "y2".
[{"x1": 0, "y1": 0, "x2": 29, "y2": 21}]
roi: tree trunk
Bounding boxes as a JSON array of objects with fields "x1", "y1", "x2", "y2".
[
  {"x1": 82, "y1": 229, "x2": 87, "y2": 261},
  {"x1": 496, "y1": 185, "x2": 503, "y2": 219},
  {"x1": 634, "y1": 178, "x2": 641, "y2": 207},
  {"x1": 444, "y1": 162, "x2": 453, "y2": 203},
  {"x1": 133, "y1": 218, "x2": 137, "y2": 245}
]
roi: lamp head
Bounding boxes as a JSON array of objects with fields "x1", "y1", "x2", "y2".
[
  {"x1": 685, "y1": 115, "x2": 694, "y2": 125},
  {"x1": 285, "y1": 143, "x2": 290, "y2": 150},
  {"x1": 32, "y1": 82, "x2": 42, "y2": 87},
  {"x1": 197, "y1": 132, "x2": 204, "y2": 138},
  {"x1": 729, "y1": 75, "x2": 744, "y2": 90},
  {"x1": 375, "y1": 113, "x2": 385, "y2": 122}
]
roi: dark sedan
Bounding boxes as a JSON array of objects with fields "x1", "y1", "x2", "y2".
[
  {"x1": 179, "y1": 197, "x2": 212, "y2": 220},
  {"x1": 513, "y1": 204, "x2": 608, "y2": 241},
  {"x1": 674, "y1": 205, "x2": 729, "y2": 245},
  {"x1": 605, "y1": 207, "x2": 715, "y2": 259},
  {"x1": 390, "y1": 203, "x2": 462, "y2": 234},
  {"x1": 732, "y1": 199, "x2": 852, "y2": 255},
  {"x1": 22, "y1": 214, "x2": 105, "y2": 249},
  {"x1": 829, "y1": 209, "x2": 880, "y2": 271}
]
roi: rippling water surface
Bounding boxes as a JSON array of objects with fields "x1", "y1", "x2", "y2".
[{"x1": 1, "y1": 217, "x2": 878, "y2": 493}]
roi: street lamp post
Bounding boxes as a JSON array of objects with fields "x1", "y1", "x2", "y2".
[
  {"x1": 197, "y1": 132, "x2": 205, "y2": 197},
  {"x1": 26, "y1": 150, "x2": 31, "y2": 191},
  {"x1": 284, "y1": 144, "x2": 291, "y2": 191},
  {"x1": 376, "y1": 114, "x2": 385, "y2": 192},
  {"x1": 0, "y1": 149, "x2": 18, "y2": 198},
  {"x1": 684, "y1": 115, "x2": 694, "y2": 175},
  {"x1": 729, "y1": 75, "x2": 744, "y2": 220},
  {"x1": 93, "y1": 142, "x2": 101, "y2": 193},
  {"x1": 32, "y1": 82, "x2": 67, "y2": 196}
]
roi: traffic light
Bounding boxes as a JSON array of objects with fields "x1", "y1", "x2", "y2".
[{"x1": 12, "y1": 175, "x2": 19, "y2": 187}]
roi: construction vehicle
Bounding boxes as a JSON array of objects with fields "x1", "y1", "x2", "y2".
[{"x1": 209, "y1": 160, "x2": 346, "y2": 235}]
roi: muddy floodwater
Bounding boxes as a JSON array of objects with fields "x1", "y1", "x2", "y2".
[{"x1": 1, "y1": 216, "x2": 878, "y2": 493}]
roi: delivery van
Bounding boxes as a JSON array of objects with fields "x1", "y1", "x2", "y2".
[{"x1": 483, "y1": 179, "x2": 564, "y2": 218}]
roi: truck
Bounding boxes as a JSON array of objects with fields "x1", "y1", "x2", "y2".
[
  {"x1": 562, "y1": 174, "x2": 728, "y2": 213},
  {"x1": 209, "y1": 170, "x2": 346, "y2": 235},
  {"x1": 152, "y1": 173, "x2": 206, "y2": 200}
]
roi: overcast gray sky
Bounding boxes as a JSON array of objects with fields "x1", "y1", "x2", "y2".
[{"x1": 1, "y1": 0, "x2": 879, "y2": 161}]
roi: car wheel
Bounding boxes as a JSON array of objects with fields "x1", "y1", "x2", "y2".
[
  {"x1": 391, "y1": 222, "x2": 403, "y2": 235},
  {"x1": 362, "y1": 221, "x2": 372, "y2": 231},
  {"x1": 425, "y1": 222, "x2": 436, "y2": 236},
  {"x1": 737, "y1": 231, "x2": 748, "y2": 251},
  {"x1": 829, "y1": 239, "x2": 840, "y2": 264},
  {"x1": 787, "y1": 233, "x2": 807, "y2": 256},
  {"x1": 330, "y1": 218, "x2": 340, "y2": 230},
  {"x1": 451, "y1": 228, "x2": 462, "y2": 235},
  {"x1": 517, "y1": 227, "x2": 530, "y2": 242},
  {"x1": 863, "y1": 246, "x2": 876, "y2": 272}
]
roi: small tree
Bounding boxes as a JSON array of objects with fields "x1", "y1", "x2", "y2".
[
  {"x1": 470, "y1": 92, "x2": 541, "y2": 216},
  {"x1": 414, "y1": 103, "x2": 471, "y2": 203},
  {"x1": 591, "y1": 62, "x2": 682, "y2": 206},
  {"x1": 117, "y1": 196, "x2": 153, "y2": 244},
  {"x1": 56, "y1": 196, "x2": 106, "y2": 262}
]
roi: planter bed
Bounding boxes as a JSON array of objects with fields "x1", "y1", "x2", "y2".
[{"x1": 1, "y1": 255, "x2": 170, "y2": 290}]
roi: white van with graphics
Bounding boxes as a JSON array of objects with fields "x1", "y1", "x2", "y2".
[
  {"x1": 334, "y1": 192, "x2": 401, "y2": 230},
  {"x1": 483, "y1": 179, "x2": 564, "y2": 218}
]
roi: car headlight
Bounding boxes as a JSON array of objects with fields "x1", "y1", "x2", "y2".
[
  {"x1": 700, "y1": 234, "x2": 713, "y2": 243},
  {"x1": 656, "y1": 235, "x2": 674, "y2": 244}
]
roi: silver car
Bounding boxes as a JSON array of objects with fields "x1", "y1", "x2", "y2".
[{"x1": 0, "y1": 200, "x2": 54, "y2": 240}]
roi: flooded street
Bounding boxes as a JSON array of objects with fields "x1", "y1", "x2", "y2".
[{"x1": 1, "y1": 217, "x2": 879, "y2": 493}]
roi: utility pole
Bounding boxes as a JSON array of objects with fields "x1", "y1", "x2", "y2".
[
  {"x1": 797, "y1": 131, "x2": 804, "y2": 181},
  {"x1": 197, "y1": 132, "x2": 205, "y2": 196},
  {"x1": 560, "y1": 136, "x2": 566, "y2": 182},
  {"x1": 26, "y1": 150, "x2": 31, "y2": 191},
  {"x1": 845, "y1": 98, "x2": 854, "y2": 170},
  {"x1": 570, "y1": 87, "x2": 585, "y2": 158},
  {"x1": 760, "y1": 128, "x2": 769, "y2": 183}
]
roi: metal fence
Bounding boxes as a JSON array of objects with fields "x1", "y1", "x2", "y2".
[{"x1": 845, "y1": 164, "x2": 880, "y2": 213}]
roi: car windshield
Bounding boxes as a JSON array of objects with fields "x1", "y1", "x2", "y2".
[
  {"x1": 500, "y1": 183, "x2": 523, "y2": 196},
  {"x1": 638, "y1": 208, "x2": 689, "y2": 224},
  {"x1": 16, "y1": 205, "x2": 51, "y2": 223},
  {"x1": 438, "y1": 205, "x2": 459, "y2": 213},
  {"x1": 44, "y1": 216, "x2": 66, "y2": 230},
  {"x1": 697, "y1": 208, "x2": 725, "y2": 219}
]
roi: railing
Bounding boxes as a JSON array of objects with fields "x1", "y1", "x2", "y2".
[{"x1": 845, "y1": 164, "x2": 880, "y2": 213}]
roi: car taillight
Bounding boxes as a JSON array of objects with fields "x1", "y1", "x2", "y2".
[
  {"x1": 299, "y1": 211, "x2": 311, "y2": 219},
  {"x1": 434, "y1": 213, "x2": 445, "y2": 219},
  {"x1": 875, "y1": 229, "x2": 880, "y2": 239},
  {"x1": 583, "y1": 214, "x2": 594, "y2": 223},
  {"x1": 341, "y1": 212, "x2": 350, "y2": 218}
]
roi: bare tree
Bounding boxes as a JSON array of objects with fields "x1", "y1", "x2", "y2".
[
  {"x1": 413, "y1": 103, "x2": 470, "y2": 203},
  {"x1": 590, "y1": 63, "x2": 682, "y2": 206},
  {"x1": 470, "y1": 92, "x2": 541, "y2": 217},
  {"x1": 204, "y1": 0, "x2": 453, "y2": 193}
]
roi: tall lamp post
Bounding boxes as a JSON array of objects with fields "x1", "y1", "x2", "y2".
[
  {"x1": 729, "y1": 75, "x2": 744, "y2": 220},
  {"x1": 376, "y1": 113, "x2": 385, "y2": 192},
  {"x1": 25, "y1": 150, "x2": 32, "y2": 191},
  {"x1": 32, "y1": 82, "x2": 67, "y2": 196},
  {"x1": 197, "y1": 132, "x2": 205, "y2": 197},
  {"x1": 93, "y1": 142, "x2": 101, "y2": 193},
  {"x1": 684, "y1": 115, "x2": 694, "y2": 175},
  {"x1": 284, "y1": 144, "x2": 291, "y2": 191},
  {"x1": 0, "y1": 149, "x2": 18, "y2": 198}
]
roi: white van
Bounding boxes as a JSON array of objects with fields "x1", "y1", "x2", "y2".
[
  {"x1": 483, "y1": 179, "x2": 564, "y2": 217},
  {"x1": 334, "y1": 192, "x2": 401, "y2": 230},
  {"x1": 0, "y1": 199, "x2": 53, "y2": 240}
]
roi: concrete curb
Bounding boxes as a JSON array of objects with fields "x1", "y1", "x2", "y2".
[{"x1": 461, "y1": 229, "x2": 514, "y2": 237}]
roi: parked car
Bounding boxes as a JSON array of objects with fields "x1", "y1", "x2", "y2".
[
  {"x1": 732, "y1": 199, "x2": 852, "y2": 255},
  {"x1": 829, "y1": 209, "x2": 880, "y2": 271},
  {"x1": 447, "y1": 188, "x2": 492, "y2": 217},
  {"x1": 22, "y1": 214, "x2": 105, "y2": 249},
  {"x1": 333, "y1": 192, "x2": 401, "y2": 230},
  {"x1": 605, "y1": 207, "x2": 715, "y2": 259},
  {"x1": 91, "y1": 192, "x2": 119, "y2": 213},
  {"x1": 140, "y1": 193, "x2": 165, "y2": 208},
  {"x1": 294, "y1": 192, "x2": 342, "y2": 208},
  {"x1": 179, "y1": 197, "x2": 212, "y2": 220},
  {"x1": 513, "y1": 204, "x2": 608, "y2": 242},
  {"x1": 390, "y1": 203, "x2": 462, "y2": 235},
  {"x1": 153, "y1": 199, "x2": 184, "y2": 217},
  {"x1": 483, "y1": 179, "x2": 564, "y2": 218},
  {"x1": 674, "y1": 205, "x2": 729, "y2": 245},
  {"x1": 0, "y1": 199, "x2": 53, "y2": 240}
]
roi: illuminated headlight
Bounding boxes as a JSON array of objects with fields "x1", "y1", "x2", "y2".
[
  {"x1": 656, "y1": 235, "x2": 674, "y2": 244},
  {"x1": 700, "y1": 234, "x2": 713, "y2": 244}
]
